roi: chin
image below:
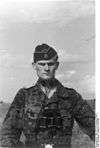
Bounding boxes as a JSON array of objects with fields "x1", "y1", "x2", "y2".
[
  {"x1": 43, "y1": 77, "x2": 51, "y2": 80},
  {"x1": 41, "y1": 76, "x2": 53, "y2": 80}
]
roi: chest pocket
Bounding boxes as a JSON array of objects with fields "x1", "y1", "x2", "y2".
[{"x1": 24, "y1": 104, "x2": 41, "y2": 131}]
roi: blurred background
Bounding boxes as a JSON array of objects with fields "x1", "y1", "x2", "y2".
[{"x1": 0, "y1": 0, "x2": 95, "y2": 102}]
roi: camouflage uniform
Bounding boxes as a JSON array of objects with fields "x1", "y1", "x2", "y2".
[{"x1": 0, "y1": 79, "x2": 95, "y2": 148}]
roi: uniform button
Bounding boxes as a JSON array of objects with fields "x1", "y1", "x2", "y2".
[
  {"x1": 45, "y1": 144, "x2": 53, "y2": 148},
  {"x1": 44, "y1": 107, "x2": 48, "y2": 109},
  {"x1": 28, "y1": 122, "x2": 32, "y2": 125},
  {"x1": 27, "y1": 130, "x2": 30, "y2": 134}
]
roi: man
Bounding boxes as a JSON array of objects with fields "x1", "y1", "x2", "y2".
[{"x1": 0, "y1": 44, "x2": 95, "y2": 148}]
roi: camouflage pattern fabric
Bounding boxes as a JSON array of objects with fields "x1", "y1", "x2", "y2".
[{"x1": 0, "y1": 79, "x2": 95, "y2": 148}]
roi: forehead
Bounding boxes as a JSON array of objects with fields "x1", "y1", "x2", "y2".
[{"x1": 37, "y1": 59, "x2": 56, "y2": 64}]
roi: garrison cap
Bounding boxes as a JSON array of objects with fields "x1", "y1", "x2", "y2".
[{"x1": 33, "y1": 43, "x2": 58, "y2": 63}]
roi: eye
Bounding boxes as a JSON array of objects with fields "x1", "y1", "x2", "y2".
[
  {"x1": 47, "y1": 62, "x2": 55, "y2": 66},
  {"x1": 37, "y1": 62, "x2": 55, "y2": 66},
  {"x1": 38, "y1": 63, "x2": 46, "y2": 66}
]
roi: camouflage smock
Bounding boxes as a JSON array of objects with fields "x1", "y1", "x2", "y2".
[{"x1": 0, "y1": 79, "x2": 95, "y2": 148}]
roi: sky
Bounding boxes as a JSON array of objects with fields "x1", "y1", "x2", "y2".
[{"x1": 0, "y1": 0, "x2": 95, "y2": 102}]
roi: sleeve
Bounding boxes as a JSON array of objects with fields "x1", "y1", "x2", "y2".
[
  {"x1": 0, "y1": 88, "x2": 26, "y2": 147},
  {"x1": 72, "y1": 90, "x2": 95, "y2": 142}
]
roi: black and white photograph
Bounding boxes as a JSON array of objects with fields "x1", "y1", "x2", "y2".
[{"x1": 0, "y1": 0, "x2": 95, "y2": 148}]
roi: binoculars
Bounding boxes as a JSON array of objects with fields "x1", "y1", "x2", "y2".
[{"x1": 36, "y1": 108, "x2": 63, "y2": 131}]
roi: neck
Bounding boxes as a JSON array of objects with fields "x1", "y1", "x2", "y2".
[{"x1": 38, "y1": 78, "x2": 58, "y2": 89}]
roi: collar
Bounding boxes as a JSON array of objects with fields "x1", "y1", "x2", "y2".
[{"x1": 35, "y1": 78, "x2": 69, "y2": 99}]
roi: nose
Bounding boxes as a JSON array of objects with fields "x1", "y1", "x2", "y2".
[{"x1": 44, "y1": 63, "x2": 49, "y2": 71}]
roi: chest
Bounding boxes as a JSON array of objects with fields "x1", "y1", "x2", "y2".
[{"x1": 23, "y1": 90, "x2": 74, "y2": 136}]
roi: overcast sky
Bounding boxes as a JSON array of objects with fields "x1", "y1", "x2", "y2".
[{"x1": 0, "y1": 0, "x2": 95, "y2": 102}]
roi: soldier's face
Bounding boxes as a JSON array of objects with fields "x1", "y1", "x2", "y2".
[{"x1": 33, "y1": 59, "x2": 59, "y2": 80}]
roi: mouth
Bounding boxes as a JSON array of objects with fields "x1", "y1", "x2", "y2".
[{"x1": 43, "y1": 73, "x2": 49, "y2": 75}]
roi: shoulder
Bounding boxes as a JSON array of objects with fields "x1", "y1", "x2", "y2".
[
  {"x1": 65, "y1": 87, "x2": 78, "y2": 95},
  {"x1": 60, "y1": 84, "x2": 82, "y2": 104},
  {"x1": 57, "y1": 80, "x2": 80, "y2": 99},
  {"x1": 66, "y1": 87, "x2": 83, "y2": 101},
  {"x1": 61, "y1": 87, "x2": 88, "y2": 111},
  {"x1": 23, "y1": 84, "x2": 38, "y2": 94},
  {"x1": 59, "y1": 83, "x2": 80, "y2": 98},
  {"x1": 13, "y1": 85, "x2": 36, "y2": 102},
  {"x1": 17, "y1": 84, "x2": 37, "y2": 94}
]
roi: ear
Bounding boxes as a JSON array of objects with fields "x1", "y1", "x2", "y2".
[
  {"x1": 55, "y1": 61, "x2": 59, "y2": 70},
  {"x1": 32, "y1": 62, "x2": 36, "y2": 70}
]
